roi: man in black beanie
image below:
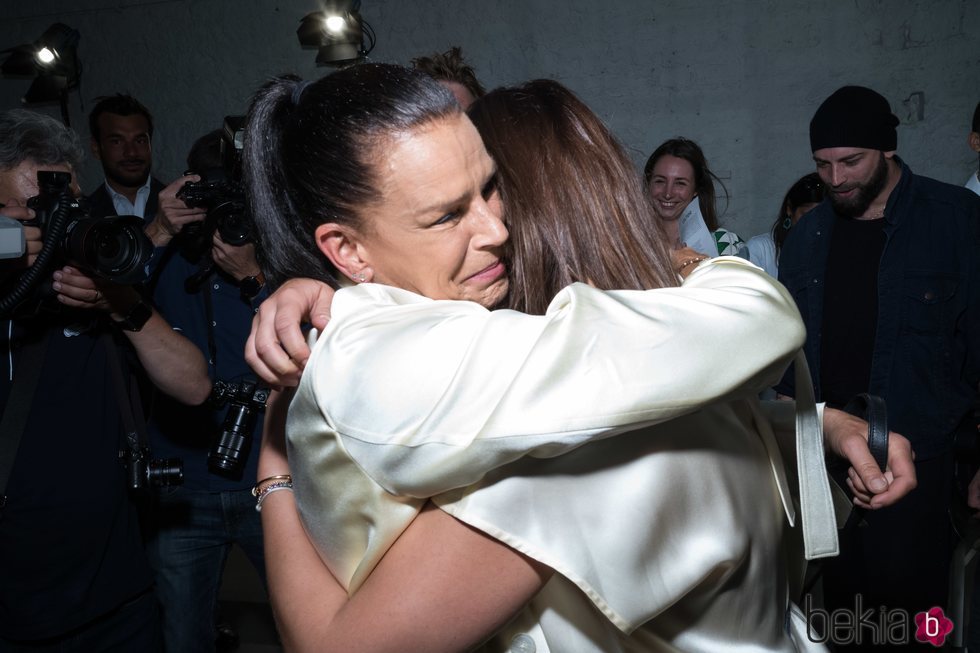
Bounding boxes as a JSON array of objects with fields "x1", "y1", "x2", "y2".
[{"x1": 777, "y1": 85, "x2": 980, "y2": 651}]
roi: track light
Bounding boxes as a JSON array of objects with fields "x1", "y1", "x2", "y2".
[
  {"x1": 1, "y1": 22, "x2": 81, "y2": 123},
  {"x1": 297, "y1": 1, "x2": 376, "y2": 66},
  {"x1": 36, "y1": 47, "x2": 56, "y2": 65}
]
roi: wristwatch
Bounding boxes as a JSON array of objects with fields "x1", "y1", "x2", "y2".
[
  {"x1": 240, "y1": 272, "x2": 265, "y2": 300},
  {"x1": 112, "y1": 299, "x2": 153, "y2": 332}
]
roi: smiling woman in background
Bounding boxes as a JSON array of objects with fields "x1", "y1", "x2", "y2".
[{"x1": 643, "y1": 137, "x2": 745, "y2": 257}]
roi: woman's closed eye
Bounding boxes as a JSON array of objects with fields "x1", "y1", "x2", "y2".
[
  {"x1": 432, "y1": 209, "x2": 463, "y2": 226},
  {"x1": 431, "y1": 172, "x2": 498, "y2": 227},
  {"x1": 481, "y1": 173, "x2": 499, "y2": 201}
]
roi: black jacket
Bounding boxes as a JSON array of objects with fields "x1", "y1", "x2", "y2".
[{"x1": 86, "y1": 177, "x2": 166, "y2": 221}]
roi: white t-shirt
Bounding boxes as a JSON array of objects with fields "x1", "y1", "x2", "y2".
[
  {"x1": 965, "y1": 171, "x2": 980, "y2": 196},
  {"x1": 746, "y1": 232, "x2": 778, "y2": 278}
]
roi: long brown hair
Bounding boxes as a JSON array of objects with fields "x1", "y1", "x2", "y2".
[{"x1": 468, "y1": 80, "x2": 676, "y2": 315}]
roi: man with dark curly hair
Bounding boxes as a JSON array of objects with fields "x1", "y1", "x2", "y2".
[{"x1": 411, "y1": 45, "x2": 485, "y2": 109}]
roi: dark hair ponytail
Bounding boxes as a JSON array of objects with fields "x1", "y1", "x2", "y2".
[
  {"x1": 245, "y1": 75, "x2": 327, "y2": 288},
  {"x1": 244, "y1": 64, "x2": 460, "y2": 288}
]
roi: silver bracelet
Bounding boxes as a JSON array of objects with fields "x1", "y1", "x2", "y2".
[{"x1": 255, "y1": 482, "x2": 294, "y2": 512}]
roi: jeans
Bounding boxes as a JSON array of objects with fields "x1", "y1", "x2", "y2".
[{"x1": 142, "y1": 486, "x2": 265, "y2": 653}]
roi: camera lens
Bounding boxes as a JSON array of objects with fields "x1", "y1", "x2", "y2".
[
  {"x1": 65, "y1": 215, "x2": 153, "y2": 284},
  {"x1": 146, "y1": 458, "x2": 184, "y2": 488},
  {"x1": 214, "y1": 201, "x2": 251, "y2": 245},
  {"x1": 208, "y1": 403, "x2": 253, "y2": 476}
]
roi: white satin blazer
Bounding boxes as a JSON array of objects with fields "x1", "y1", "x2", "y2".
[{"x1": 286, "y1": 258, "x2": 827, "y2": 652}]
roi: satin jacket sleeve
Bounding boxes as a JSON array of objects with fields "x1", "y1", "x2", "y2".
[{"x1": 299, "y1": 257, "x2": 805, "y2": 497}]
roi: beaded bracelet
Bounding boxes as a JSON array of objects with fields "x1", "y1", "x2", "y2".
[
  {"x1": 255, "y1": 483, "x2": 293, "y2": 512},
  {"x1": 677, "y1": 256, "x2": 709, "y2": 272}
]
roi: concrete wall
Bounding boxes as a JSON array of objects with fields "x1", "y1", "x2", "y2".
[{"x1": 1, "y1": 0, "x2": 977, "y2": 238}]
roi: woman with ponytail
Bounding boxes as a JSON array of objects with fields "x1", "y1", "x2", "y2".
[{"x1": 244, "y1": 66, "x2": 912, "y2": 652}]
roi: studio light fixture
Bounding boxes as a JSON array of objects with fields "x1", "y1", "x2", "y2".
[
  {"x1": 297, "y1": 1, "x2": 376, "y2": 66},
  {"x1": 1, "y1": 23, "x2": 81, "y2": 125}
]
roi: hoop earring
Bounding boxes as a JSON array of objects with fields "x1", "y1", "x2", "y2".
[{"x1": 782, "y1": 217, "x2": 793, "y2": 230}]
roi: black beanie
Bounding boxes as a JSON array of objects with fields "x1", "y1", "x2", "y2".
[{"x1": 809, "y1": 86, "x2": 899, "y2": 152}]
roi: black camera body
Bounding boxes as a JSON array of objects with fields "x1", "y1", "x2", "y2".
[
  {"x1": 175, "y1": 116, "x2": 252, "y2": 262},
  {"x1": 121, "y1": 443, "x2": 183, "y2": 491},
  {"x1": 207, "y1": 379, "x2": 268, "y2": 477},
  {"x1": 25, "y1": 171, "x2": 153, "y2": 285},
  {"x1": 175, "y1": 171, "x2": 250, "y2": 260}
]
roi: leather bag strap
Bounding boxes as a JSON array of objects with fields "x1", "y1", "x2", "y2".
[
  {"x1": 793, "y1": 350, "x2": 840, "y2": 559},
  {"x1": 843, "y1": 393, "x2": 889, "y2": 472}
]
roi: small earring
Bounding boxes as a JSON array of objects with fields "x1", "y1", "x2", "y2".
[
  {"x1": 353, "y1": 272, "x2": 365, "y2": 283},
  {"x1": 782, "y1": 217, "x2": 793, "y2": 230}
]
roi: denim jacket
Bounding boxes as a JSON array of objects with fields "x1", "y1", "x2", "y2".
[{"x1": 776, "y1": 160, "x2": 980, "y2": 460}]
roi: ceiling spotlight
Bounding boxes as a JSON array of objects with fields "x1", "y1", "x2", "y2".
[
  {"x1": 325, "y1": 15, "x2": 347, "y2": 34},
  {"x1": 36, "y1": 47, "x2": 56, "y2": 65},
  {"x1": 297, "y1": 1, "x2": 376, "y2": 66},
  {"x1": 1, "y1": 22, "x2": 82, "y2": 122}
]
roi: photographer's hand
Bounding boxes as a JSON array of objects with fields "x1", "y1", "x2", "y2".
[
  {"x1": 144, "y1": 174, "x2": 207, "y2": 248},
  {"x1": 52, "y1": 265, "x2": 211, "y2": 405},
  {"x1": 211, "y1": 233, "x2": 261, "y2": 282},
  {"x1": 51, "y1": 265, "x2": 139, "y2": 315}
]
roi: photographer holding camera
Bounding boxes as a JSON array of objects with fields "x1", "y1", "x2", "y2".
[
  {"x1": 130, "y1": 126, "x2": 269, "y2": 653},
  {"x1": 0, "y1": 110, "x2": 211, "y2": 651}
]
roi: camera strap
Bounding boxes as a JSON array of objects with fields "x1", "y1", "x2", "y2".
[
  {"x1": 0, "y1": 194, "x2": 71, "y2": 319},
  {"x1": 0, "y1": 329, "x2": 50, "y2": 512},
  {"x1": 202, "y1": 274, "x2": 218, "y2": 374},
  {"x1": 101, "y1": 331, "x2": 150, "y2": 458}
]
